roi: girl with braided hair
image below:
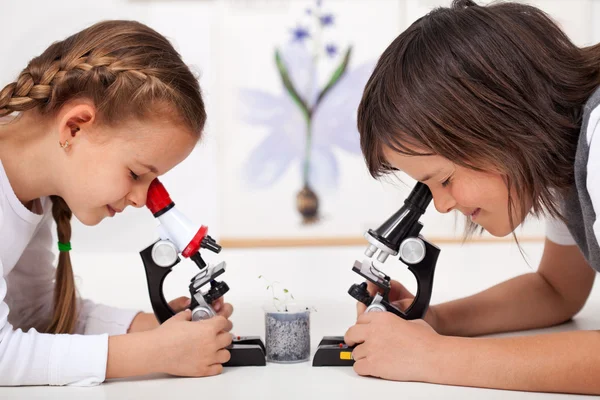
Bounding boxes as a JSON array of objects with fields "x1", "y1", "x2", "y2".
[
  {"x1": 0, "y1": 20, "x2": 233, "y2": 385},
  {"x1": 345, "y1": 0, "x2": 600, "y2": 394}
]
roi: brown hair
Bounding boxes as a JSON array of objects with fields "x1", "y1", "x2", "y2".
[
  {"x1": 357, "y1": 0, "x2": 600, "y2": 237},
  {"x1": 0, "y1": 20, "x2": 206, "y2": 333}
]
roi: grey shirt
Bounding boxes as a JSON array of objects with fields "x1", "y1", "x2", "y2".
[{"x1": 548, "y1": 87, "x2": 600, "y2": 272}]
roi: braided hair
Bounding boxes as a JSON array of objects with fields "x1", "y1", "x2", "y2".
[{"x1": 0, "y1": 20, "x2": 206, "y2": 334}]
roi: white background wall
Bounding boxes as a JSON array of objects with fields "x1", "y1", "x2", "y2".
[
  {"x1": 0, "y1": 2, "x2": 598, "y2": 358},
  {"x1": 1, "y1": 0, "x2": 598, "y2": 253},
  {"x1": 0, "y1": 0, "x2": 220, "y2": 252}
]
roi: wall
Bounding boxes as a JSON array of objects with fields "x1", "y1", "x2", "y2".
[{"x1": 1, "y1": 0, "x2": 598, "y2": 253}]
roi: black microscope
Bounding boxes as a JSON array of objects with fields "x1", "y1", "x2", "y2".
[
  {"x1": 139, "y1": 178, "x2": 266, "y2": 367},
  {"x1": 313, "y1": 182, "x2": 440, "y2": 366}
]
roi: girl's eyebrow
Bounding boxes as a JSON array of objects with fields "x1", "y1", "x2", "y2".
[{"x1": 140, "y1": 163, "x2": 158, "y2": 174}]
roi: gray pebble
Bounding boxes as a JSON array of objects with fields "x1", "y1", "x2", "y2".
[{"x1": 265, "y1": 310, "x2": 310, "y2": 363}]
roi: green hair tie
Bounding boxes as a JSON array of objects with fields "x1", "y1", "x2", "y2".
[{"x1": 58, "y1": 242, "x2": 72, "y2": 252}]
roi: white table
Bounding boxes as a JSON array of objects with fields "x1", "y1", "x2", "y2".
[{"x1": 1, "y1": 242, "x2": 598, "y2": 399}]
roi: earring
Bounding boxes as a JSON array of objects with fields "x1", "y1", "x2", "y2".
[{"x1": 59, "y1": 140, "x2": 70, "y2": 149}]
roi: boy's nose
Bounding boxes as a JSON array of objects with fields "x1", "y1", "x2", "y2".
[{"x1": 433, "y1": 192, "x2": 456, "y2": 214}]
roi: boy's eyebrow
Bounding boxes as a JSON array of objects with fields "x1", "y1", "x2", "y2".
[{"x1": 416, "y1": 170, "x2": 439, "y2": 182}]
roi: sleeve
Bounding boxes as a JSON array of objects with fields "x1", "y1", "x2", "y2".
[
  {"x1": 545, "y1": 216, "x2": 577, "y2": 246},
  {"x1": 585, "y1": 106, "x2": 600, "y2": 249},
  {"x1": 546, "y1": 105, "x2": 600, "y2": 248},
  {"x1": 76, "y1": 299, "x2": 141, "y2": 336},
  {"x1": 0, "y1": 211, "x2": 139, "y2": 386},
  {"x1": 8, "y1": 213, "x2": 141, "y2": 337},
  {"x1": 0, "y1": 208, "x2": 108, "y2": 386}
]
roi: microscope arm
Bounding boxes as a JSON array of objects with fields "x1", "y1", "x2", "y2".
[
  {"x1": 352, "y1": 238, "x2": 440, "y2": 320},
  {"x1": 140, "y1": 240, "x2": 180, "y2": 324}
]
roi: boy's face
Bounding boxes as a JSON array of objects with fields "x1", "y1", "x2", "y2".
[
  {"x1": 59, "y1": 115, "x2": 197, "y2": 226},
  {"x1": 382, "y1": 146, "x2": 526, "y2": 237}
]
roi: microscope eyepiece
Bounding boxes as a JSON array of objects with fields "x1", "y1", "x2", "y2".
[{"x1": 367, "y1": 182, "x2": 433, "y2": 253}]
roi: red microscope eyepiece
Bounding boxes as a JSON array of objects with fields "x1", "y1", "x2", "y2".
[{"x1": 146, "y1": 178, "x2": 175, "y2": 217}]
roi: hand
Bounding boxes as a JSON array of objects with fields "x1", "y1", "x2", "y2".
[
  {"x1": 356, "y1": 280, "x2": 440, "y2": 331},
  {"x1": 344, "y1": 312, "x2": 441, "y2": 382},
  {"x1": 128, "y1": 296, "x2": 232, "y2": 333},
  {"x1": 170, "y1": 295, "x2": 230, "y2": 316},
  {"x1": 151, "y1": 309, "x2": 234, "y2": 377}
]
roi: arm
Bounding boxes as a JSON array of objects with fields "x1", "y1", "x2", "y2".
[
  {"x1": 430, "y1": 329, "x2": 600, "y2": 394},
  {"x1": 347, "y1": 310, "x2": 600, "y2": 394},
  {"x1": 7, "y1": 213, "x2": 141, "y2": 336},
  {"x1": 428, "y1": 113, "x2": 600, "y2": 392},
  {"x1": 1, "y1": 211, "x2": 138, "y2": 385},
  {"x1": 433, "y1": 105, "x2": 600, "y2": 338},
  {"x1": 434, "y1": 238, "x2": 594, "y2": 337}
]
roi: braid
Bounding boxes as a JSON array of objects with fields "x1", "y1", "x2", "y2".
[
  {"x1": 0, "y1": 69, "x2": 51, "y2": 117},
  {"x1": 46, "y1": 196, "x2": 77, "y2": 334},
  {"x1": 0, "y1": 55, "x2": 158, "y2": 118},
  {"x1": 0, "y1": 20, "x2": 206, "y2": 334},
  {"x1": 0, "y1": 20, "x2": 205, "y2": 131}
]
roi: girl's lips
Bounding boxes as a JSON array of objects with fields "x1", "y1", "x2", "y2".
[
  {"x1": 107, "y1": 205, "x2": 116, "y2": 217},
  {"x1": 470, "y1": 208, "x2": 481, "y2": 221}
]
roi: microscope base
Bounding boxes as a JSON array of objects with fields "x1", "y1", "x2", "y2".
[
  {"x1": 224, "y1": 336, "x2": 266, "y2": 367},
  {"x1": 312, "y1": 336, "x2": 355, "y2": 367}
]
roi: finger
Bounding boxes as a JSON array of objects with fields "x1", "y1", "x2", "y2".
[
  {"x1": 169, "y1": 296, "x2": 191, "y2": 312},
  {"x1": 216, "y1": 331, "x2": 234, "y2": 349},
  {"x1": 356, "y1": 301, "x2": 367, "y2": 317},
  {"x1": 215, "y1": 349, "x2": 231, "y2": 364},
  {"x1": 366, "y1": 281, "x2": 379, "y2": 295},
  {"x1": 344, "y1": 324, "x2": 367, "y2": 347},
  {"x1": 204, "y1": 364, "x2": 224, "y2": 377},
  {"x1": 172, "y1": 309, "x2": 192, "y2": 322},
  {"x1": 356, "y1": 311, "x2": 379, "y2": 325},
  {"x1": 390, "y1": 280, "x2": 414, "y2": 299},
  {"x1": 411, "y1": 318, "x2": 430, "y2": 327},
  {"x1": 217, "y1": 303, "x2": 234, "y2": 319},
  {"x1": 353, "y1": 359, "x2": 371, "y2": 377},
  {"x1": 390, "y1": 298, "x2": 414, "y2": 312},
  {"x1": 351, "y1": 343, "x2": 367, "y2": 362},
  {"x1": 212, "y1": 297, "x2": 224, "y2": 312},
  {"x1": 210, "y1": 315, "x2": 233, "y2": 333}
]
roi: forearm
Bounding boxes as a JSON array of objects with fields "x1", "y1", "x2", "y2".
[
  {"x1": 435, "y1": 272, "x2": 575, "y2": 337},
  {"x1": 106, "y1": 332, "x2": 161, "y2": 379},
  {"x1": 430, "y1": 330, "x2": 600, "y2": 395},
  {"x1": 127, "y1": 312, "x2": 159, "y2": 333}
]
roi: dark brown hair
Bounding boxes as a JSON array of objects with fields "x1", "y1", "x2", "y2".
[
  {"x1": 0, "y1": 20, "x2": 206, "y2": 334},
  {"x1": 358, "y1": 0, "x2": 600, "y2": 236}
]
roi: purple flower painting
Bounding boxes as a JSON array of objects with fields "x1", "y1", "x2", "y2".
[{"x1": 238, "y1": 0, "x2": 373, "y2": 224}]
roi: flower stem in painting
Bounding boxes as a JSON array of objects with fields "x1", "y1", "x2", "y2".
[{"x1": 273, "y1": 0, "x2": 353, "y2": 223}]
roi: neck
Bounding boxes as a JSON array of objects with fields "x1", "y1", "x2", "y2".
[{"x1": 0, "y1": 112, "x2": 60, "y2": 205}]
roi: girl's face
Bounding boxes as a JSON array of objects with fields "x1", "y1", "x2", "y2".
[
  {"x1": 382, "y1": 146, "x2": 525, "y2": 237},
  {"x1": 59, "y1": 113, "x2": 197, "y2": 226}
]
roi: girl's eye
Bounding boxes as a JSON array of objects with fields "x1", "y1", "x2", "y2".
[
  {"x1": 441, "y1": 176, "x2": 452, "y2": 188},
  {"x1": 130, "y1": 170, "x2": 140, "y2": 181}
]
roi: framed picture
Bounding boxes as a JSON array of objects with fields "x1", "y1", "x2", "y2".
[{"x1": 215, "y1": 0, "x2": 425, "y2": 246}]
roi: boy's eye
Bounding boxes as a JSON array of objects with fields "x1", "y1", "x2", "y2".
[
  {"x1": 441, "y1": 176, "x2": 452, "y2": 188},
  {"x1": 130, "y1": 170, "x2": 140, "y2": 181}
]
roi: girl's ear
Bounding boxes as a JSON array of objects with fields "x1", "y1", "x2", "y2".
[{"x1": 57, "y1": 100, "x2": 96, "y2": 147}]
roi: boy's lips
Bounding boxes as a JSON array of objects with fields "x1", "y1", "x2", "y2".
[{"x1": 470, "y1": 208, "x2": 481, "y2": 220}]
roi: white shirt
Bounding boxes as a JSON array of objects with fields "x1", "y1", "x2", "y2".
[
  {"x1": 546, "y1": 105, "x2": 600, "y2": 247},
  {"x1": 0, "y1": 160, "x2": 140, "y2": 386}
]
